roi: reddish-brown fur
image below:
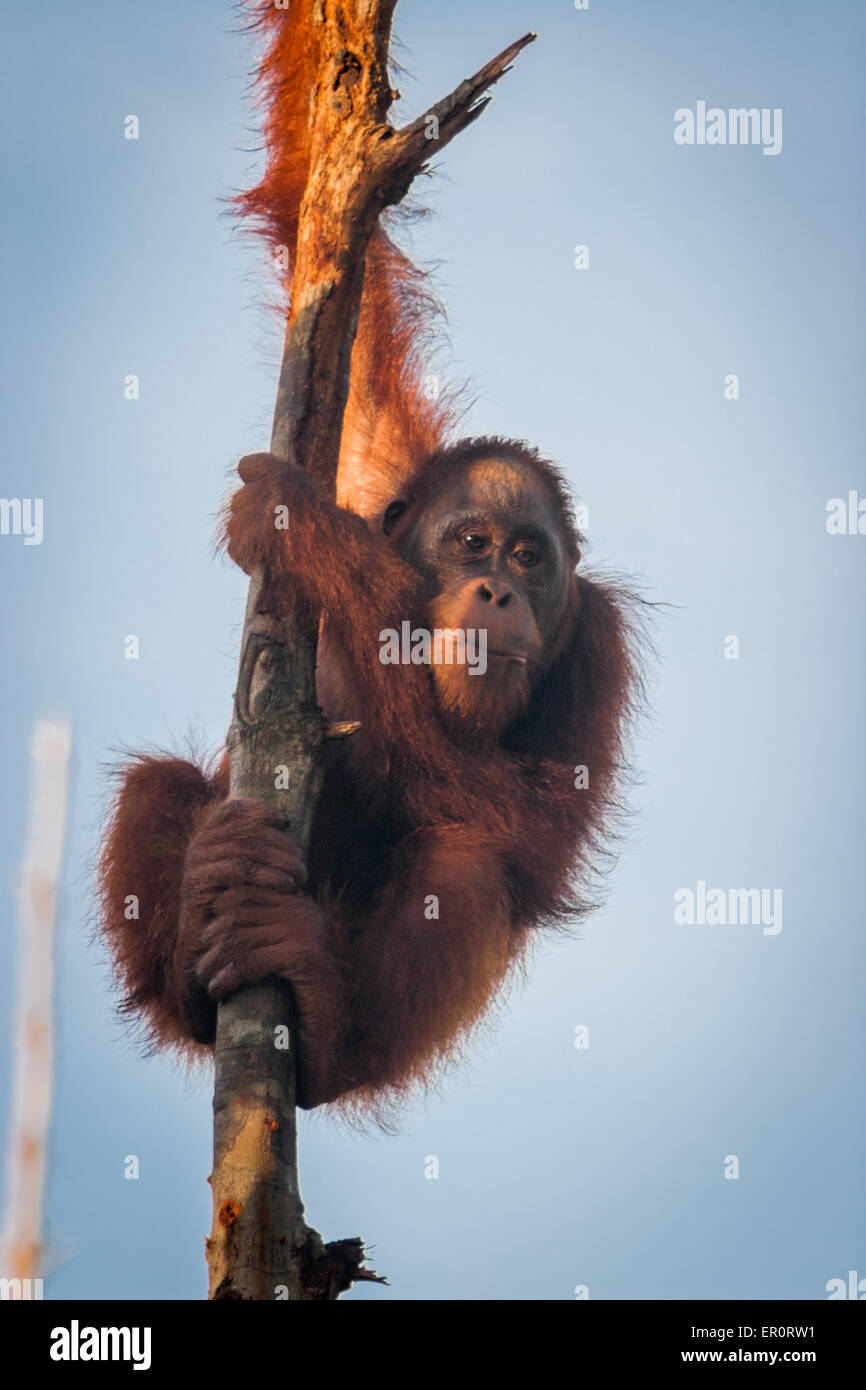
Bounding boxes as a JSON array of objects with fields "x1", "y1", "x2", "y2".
[
  {"x1": 98, "y1": 10, "x2": 640, "y2": 1115},
  {"x1": 236, "y1": 1, "x2": 459, "y2": 521}
]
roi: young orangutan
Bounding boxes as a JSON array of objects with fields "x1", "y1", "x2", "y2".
[{"x1": 98, "y1": 6, "x2": 639, "y2": 1112}]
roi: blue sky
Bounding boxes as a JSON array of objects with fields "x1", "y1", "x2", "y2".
[{"x1": 0, "y1": 0, "x2": 863, "y2": 1299}]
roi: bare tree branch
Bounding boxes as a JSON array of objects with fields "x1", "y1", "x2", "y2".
[{"x1": 207, "y1": 4, "x2": 534, "y2": 1300}]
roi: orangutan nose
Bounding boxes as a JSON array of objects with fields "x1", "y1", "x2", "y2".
[{"x1": 477, "y1": 580, "x2": 512, "y2": 608}]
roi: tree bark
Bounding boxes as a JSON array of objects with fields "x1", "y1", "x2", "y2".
[{"x1": 206, "y1": 2, "x2": 535, "y2": 1300}]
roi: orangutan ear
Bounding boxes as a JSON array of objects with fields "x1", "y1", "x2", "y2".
[{"x1": 382, "y1": 498, "x2": 410, "y2": 536}]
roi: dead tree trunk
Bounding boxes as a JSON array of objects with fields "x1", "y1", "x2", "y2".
[{"x1": 206, "y1": 2, "x2": 535, "y2": 1300}]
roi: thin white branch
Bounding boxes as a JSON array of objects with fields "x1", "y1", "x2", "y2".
[{"x1": 1, "y1": 719, "x2": 71, "y2": 1285}]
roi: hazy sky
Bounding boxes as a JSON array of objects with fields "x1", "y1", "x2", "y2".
[{"x1": 1, "y1": 0, "x2": 863, "y2": 1300}]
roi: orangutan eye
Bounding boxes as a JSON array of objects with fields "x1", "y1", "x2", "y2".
[
  {"x1": 461, "y1": 532, "x2": 488, "y2": 553},
  {"x1": 513, "y1": 545, "x2": 540, "y2": 566}
]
